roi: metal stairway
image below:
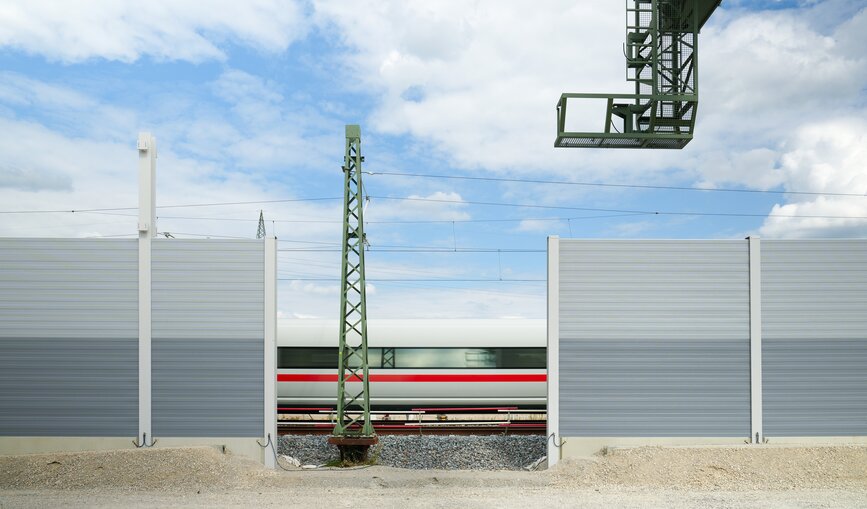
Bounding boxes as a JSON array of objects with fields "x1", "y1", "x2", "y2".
[{"x1": 555, "y1": 0, "x2": 720, "y2": 149}]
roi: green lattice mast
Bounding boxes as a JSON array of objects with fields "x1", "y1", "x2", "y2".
[{"x1": 328, "y1": 125, "x2": 377, "y2": 460}]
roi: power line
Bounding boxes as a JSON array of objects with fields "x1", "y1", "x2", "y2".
[
  {"x1": 10, "y1": 197, "x2": 867, "y2": 221},
  {"x1": 366, "y1": 171, "x2": 867, "y2": 198},
  {"x1": 9, "y1": 192, "x2": 867, "y2": 222},
  {"x1": 154, "y1": 231, "x2": 253, "y2": 240},
  {"x1": 368, "y1": 195, "x2": 867, "y2": 220},
  {"x1": 278, "y1": 248, "x2": 545, "y2": 253},
  {"x1": 282, "y1": 277, "x2": 545, "y2": 299},
  {"x1": 0, "y1": 197, "x2": 341, "y2": 214},
  {"x1": 370, "y1": 280, "x2": 544, "y2": 299},
  {"x1": 108, "y1": 211, "x2": 644, "y2": 224},
  {"x1": 278, "y1": 278, "x2": 545, "y2": 282}
]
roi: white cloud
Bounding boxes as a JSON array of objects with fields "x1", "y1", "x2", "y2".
[
  {"x1": 758, "y1": 117, "x2": 867, "y2": 238},
  {"x1": 366, "y1": 191, "x2": 470, "y2": 222},
  {"x1": 701, "y1": 11, "x2": 864, "y2": 118},
  {"x1": 156, "y1": 69, "x2": 339, "y2": 173},
  {"x1": 313, "y1": 0, "x2": 867, "y2": 241},
  {"x1": 687, "y1": 4, "x2": 867, "y2": 190},
  {"x1": 0, "y1": 71, "x2": 137, "y2": 142},
  {"x1": 515, "y1": 219, "x2": 564, "y2": 233},
  {"x1": 314, "y1": 0, "x2": 633, "y2": 172},
  {"x1": 0, "y1": 0, "x2": 307, "y2": 63}
]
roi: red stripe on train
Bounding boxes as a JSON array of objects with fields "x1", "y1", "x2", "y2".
[{"x1": 277, "y1": 373, "x2": 547, "y2": 383}]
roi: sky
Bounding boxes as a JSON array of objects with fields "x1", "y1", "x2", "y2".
[{"x1": 0, "y1": 0, "x2": 865, "y2": 320}]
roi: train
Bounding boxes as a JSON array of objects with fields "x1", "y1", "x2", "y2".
[{"x1": 277, "y1": 319, "x2": 547, "y2": 409}]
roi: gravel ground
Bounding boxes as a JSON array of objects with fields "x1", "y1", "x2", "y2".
[
  {"x1": 551, "y1": 445, "x2": 867, "y2": 491},
  {"x1": 1, "y1": 445, "x2": 865, "y2": 508},
  {"x1": 277, "y1": 434, "x2": 547, "y2": 470}
]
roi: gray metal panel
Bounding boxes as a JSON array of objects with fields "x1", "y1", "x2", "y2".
[
  {"x1": 0, "y1": 239, "x2": 138, "y2": 338},
  {"x1": 560, "y1": 240, "x2": 750, "y2": 341},
  {"x1": 763, "y1": 339, "x2": 867, "y2": 436},
  {"x1": 558, "y1": 240, "x2": 751, "y2": 436},
  {"x1": 560, "y1": 339, "x2": 750, "y2": 436},
  {"x1": 152, "y1": 240, "x2": 265, "y2": 437},
  {"x1": 762, "y1": 240, "x2": 867, "y2": 436},
  {"x1": 152, "y1": 240, "x2": 264, "y2": 339},
  {"x1": 152, "y1": 338, "x2": 264, "y2": 437},
  {"x1": 762, "y1": 240, "x2": 867, "y2": 340},
  {"x1": 0, "y1": 338, "x2": 138, "y2": 436}
]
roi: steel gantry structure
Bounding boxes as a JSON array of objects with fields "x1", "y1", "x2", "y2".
[
  {"x1": 328, "y1": 124, "x2": 378, "y2": 461},
  {"x1": 555, "y1": 0, "x2": 721, "y2": 148}
]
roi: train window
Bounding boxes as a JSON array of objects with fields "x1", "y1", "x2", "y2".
[
  {"x1": 394, "y1": 348, "x2": 479, "y2": 368},
  {"x1": 277, "y1": 347, "x2": 383, "y2": 369},
  {"x1": 393, "y1": 348, "x2": 546, "y2": 369},
  {"x1": 277, "y1": 347, "x2": 546, "y2": 369},
  {"x1": 347, "y1": 348, "x2": 382, "y2": 368},
  {"x1": 495, "y1": 348, "x2": 547, "y2": 368},
  {"x1": 278, "y1": 347, "x2": 336, "y2": 368}
]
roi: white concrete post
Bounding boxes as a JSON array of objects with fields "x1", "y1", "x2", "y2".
[
  {"x1": 263, "y1": 236, "x2": 278, "y2": 468},
  {"x1": 137, "y1": 133, "x2": 156, "y2": 446},
  {"x1": 748, "y1": 236, "x2": 763, "y2": 443},
  {"x1": 547, "y1": 236, "x2": 560, "y2": 468}
]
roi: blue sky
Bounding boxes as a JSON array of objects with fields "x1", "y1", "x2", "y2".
[{"x1": 0, "y1": 0, "x2": 865, "y2": 319}]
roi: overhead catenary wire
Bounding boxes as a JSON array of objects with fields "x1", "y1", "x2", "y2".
[
  {"x1": 0, "y1": 196, "x2": 342, "y2": 214},
  {"x1": 278, "y1": 278, "x2": 545, "y2": 282},
  {"x1": 6, "y1": 196, "x2": 867, "y2": 221},
  {"x1": 365, "y1": 170, "x2": 867, "y2": 198},
  {"x1": 84, "y1": 211, "x2": 647, "y2": 224},
  {"x1": 367, "y1": 195, "x2": 867, "y2": 220},
  {"x1": 278, "y1": 248, "x2": 545, "y2": 253}
]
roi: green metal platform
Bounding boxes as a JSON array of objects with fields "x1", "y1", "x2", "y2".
[{"x1": 556, "y1": 0, "x2": 721, "y2": 149}]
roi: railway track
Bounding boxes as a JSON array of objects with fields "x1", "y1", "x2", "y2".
[{"x1": 277, "y1": 406, "x2": 547, "y2": 435}]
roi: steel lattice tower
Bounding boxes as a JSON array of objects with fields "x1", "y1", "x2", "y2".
[
  {"x1": 328, "y1": 125, "x2": 377, "y2": 460},
  {"x1": 256, "y1": 210, "x2": 266, "y2": 239}
]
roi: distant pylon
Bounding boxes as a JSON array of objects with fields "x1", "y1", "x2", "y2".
[{"x1": 256, "y1": 210, "x2": 266, "y2": 239}]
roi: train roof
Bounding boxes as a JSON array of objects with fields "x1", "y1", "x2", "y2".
[{"x1": 277, "y1": 319, "x2": 546, "y2": 348}]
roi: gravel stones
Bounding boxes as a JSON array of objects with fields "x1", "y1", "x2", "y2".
[{"x1": 277, "y1": 434, "x2": 547, "y2": 470}]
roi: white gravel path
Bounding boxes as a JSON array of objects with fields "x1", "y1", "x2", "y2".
[{"x1": 1, "y1": 445, "x2": 865, "y2": 508}]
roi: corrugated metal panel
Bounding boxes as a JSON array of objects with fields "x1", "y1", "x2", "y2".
[
  {"x1": 152, "y1": 338, "x2": 263, "y2": 437},
  {"x1": 0, "y1": 239, "x2": 138, "y2": 338},
  {"x1": 763, "y1": 339, "x2": 867, "y2": 436},
  {"x1": 558, "y1": 240, "x2": 750, "y2": 436},
  {"x1": 762, "y1": 240, "x2": 867, "y2": 339},
  {"x1": 152, "y1": 240, "x2": 264, "y2": 339},
  {"x1": 0, "y1": 338, "x2": 137, "y2": 436},
  {"x1": 762, "y1": 240, "x2": 867, "y2": 436},
  {"x1": 151, "y1": 240, "x2": 265, "y2": 437},
  {"x1": 560, "y1": 240, "x2": 750, "y2": 341},
  {"x1": 560, "y1": 339, "x2": 749, "y2": 436}
]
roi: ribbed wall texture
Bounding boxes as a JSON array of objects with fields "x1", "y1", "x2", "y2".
[
  {"x1": 0, "y1": 239, "x2": 138, "y2": 338},
  {"x1": 762, "y1": 240, "x2": 867, "y2": 436},
  {"x1": 151, "y1": 240, "x2": 264, "y2": 436},
  {"x1": 152, "y1": 338, "x2": 264, "y2": 437},
  {"x1": 0, "y1": 338, "x2": 138, "y2": 436},
  {"x1": 558, "y1": 240, "x2": 751, "y2": 437},
  {"x1": 152, "y1": 240, "x2": 264, "y2": 340},
  {"x1": 0, "y1": 239, "x2": 138, "y2": 436}
]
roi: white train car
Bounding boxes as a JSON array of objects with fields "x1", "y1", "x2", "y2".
[{"x1": 277, "y1": 319, "x2": 546, "y2": 409}]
